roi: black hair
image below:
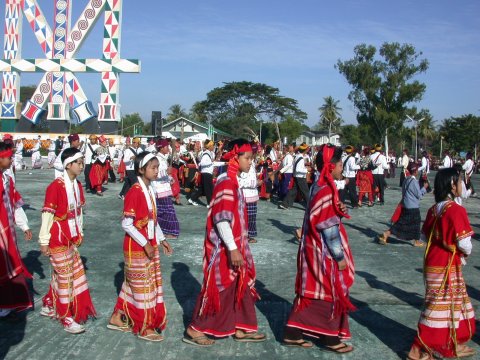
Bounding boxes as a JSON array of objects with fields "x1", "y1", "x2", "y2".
[
  {"x1": 0, "y1": 141, "x2": 12, "y2": 152},
  {"x1": 315, "y1": 144, "x2": 343, "y2": 171},
  {"x1": 407, "y1": 162, "x2": 418, "y2": 174},
  {"x1": 61, "y1": 147, "x2": 81, "y2": 164},
  {"x1": 433, "y1": 168, "x2": 461, "y2": 203},
  {"x1": 134, "y1": 151, "x2": 158, "y2": 176},
  {"x1": 224, "y1": 138, "x2": 250, "y2": 155}
]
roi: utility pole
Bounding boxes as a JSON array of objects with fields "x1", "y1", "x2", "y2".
[{"x1": 406, "y1": 115, "x2": 424, "y2": 162}]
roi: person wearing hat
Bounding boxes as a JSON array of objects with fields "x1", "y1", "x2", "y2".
[
  {"x1": 84, "y1": 135, "x2": 99, "y2": 192},
  {"x1": 89, "y1": 135, "x2": 110, "y2": 196},
  {"x1": 152, "y1": 138, "x2": 180, "y2": 239},
  {"x1": 0, "y1": 141, "x2": 33, "y2": 322},
  {"x1": 370, "y1": 144, "x2": 389, "y2": 205},
  {"x1": 53, "y1": 134, "x2": 81, "y2": 178},
  {"x1": 118, "y1": 136, "x2": 142, "y2": 199},
  {"x1": 188, "y1": 139, "x2": 215, "y2": 207},
  {"x1": 279, "y1": 143, "x2": 310, "y2": 210},
  {"x1": 342, "y1": 145, "x2": 360, "y2": 208}
]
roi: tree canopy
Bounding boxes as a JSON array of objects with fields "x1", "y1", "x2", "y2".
[
  {"x1": 318, "y1": 96, "x2": 342, "y2": 138},
  {"x1": 193, "y1": 81, "x2": 307, "y2": 137},
  {"x1": 336, "y1": 42, "x2": 429, "y2": 141},
  {"x1": 439, "y1": 114, "x2": 480, "y2": 153},
  {"x1": 166, "y1": 104, "x2": 188, "y2": 122}
]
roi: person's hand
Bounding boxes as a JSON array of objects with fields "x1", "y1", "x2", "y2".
[
  {"x1": 24, "y1": 229, "x2": 32, "y2": 241},
  {"x1": 144, "y1": 242, "x2": 155, "y2": 259},
  {"x1": 40, "y1": 245, "x2": 50, "y2": 256},
  {"x1": 344, "y1": 178, "x2": 349, "y2": 185},
  {"x1": 229, "y1": 249, "x2": 244, "y2": 268},
  {"x1": 161, "y1": 241, "x2": 173, "y2": 256},
  {"x1": 423, "y1": 181, "x2": 429, "y2": 189},
  {"x1": 337, "y1": 259, "x2": 347, "y2": 270},
  {"x1": 257, "y1": 180, "x2": 263, "y2": 186},
  {"x1": 338, "y1": 202, "x2": 347, "y2": 214}
]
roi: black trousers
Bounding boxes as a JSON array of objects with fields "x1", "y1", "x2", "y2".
[
  {"x1": 84, "y1": 164, "x2": 92, "y2": 191},
  {"x1": 345, "y1": 176, "x2": 358, "y2": 206},
  {"x1": 373, "y1": 174, "x2": 385, "y2": 203},
  {"x1": 282, "y1": 177, "x2": 309, "y2": 208},
  {"x1": 119, "y1": 170, "x2": 137, "y2": 197},
  {"x1": 190, "y1": 173, "x2": 214, "y2": 205},
  {"x1": 108, "y1": 168, "x2": 117, "y2": 182},
  {"x1": 399, "y1": 170, "x2": 406, "y2": 187}
]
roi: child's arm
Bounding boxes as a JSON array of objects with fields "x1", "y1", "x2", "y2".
[
  {"x1": 320, "y1": 225, "x2": 344, "y2": 262},
  {"x1": 39, "y1": 212, "x2": 54, "y2": 255},
  {"x1": 121, "y1": 217, "x2": 148, "y2": 247},
  {"x1": 216, "y1": 221, "x2": 243, "y2": 267},
  {"x1": 15, "y1": 207, "x2": 31, "y2": 240},
  {"x1": 458, "y1": 236, "x2": 472, "y2": 257}
]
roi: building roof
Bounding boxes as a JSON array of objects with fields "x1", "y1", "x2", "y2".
[{"x1": 163, "y1": 117, "x2": 233, "y2": 137}]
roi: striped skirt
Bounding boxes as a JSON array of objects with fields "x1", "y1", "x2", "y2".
[
  {"x1": 246, "y1": 201, "x2": 257, "y2": 238},
  {"x1": 413, "y1": 263, "x2": 475, "y2": 357},
  {"x1": 115, "y1": 242, "x2": 167, "y2": 335},
  {"x1": 43, "y1": 245, "x2": 96, "y2": 325},
  {"x1": 156, "y1": 197, "x2": 180, "y2": 237}
]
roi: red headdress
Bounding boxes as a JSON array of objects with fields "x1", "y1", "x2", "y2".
[
  {"x1": 223, "y1": 143, "x2": 252, "y2": 185},
  {"x1": 0, "y1": 149, "x2": 13, "y2": 158},
  {"x1": 317, "y1": 144, "x2": 350, "y2": 219}
]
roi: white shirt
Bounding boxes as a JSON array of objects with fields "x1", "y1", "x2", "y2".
[
  {"x1": 280, "y1": 153, "x2": 294, "y2": 174},
  {"x1": 293, "y1": 153, "x2": 307, "y2": 178},
  {"x1": 84, "y1": 142, "x2": 99, "y2": 165},
  {"x1": 269, "y1": 149, "x2": 279, "y2": 163},
  {"x1": 418, "y1": 157, "x2": 430, "y2": 174},
  {"x1": 440, "y1": 155, "x2": 453, "y2": 169},
  {"x1": 123, "y1": 146, "x2": 140, "y2": 171},
  {"x1": 198, "y1": 150, "x2": 214, "y2": 174},
  {"x1": 15, "y1": 142, "x2": 23, "y2": 156},
  {"x1": 146, "y1": 144, "x2": 156, "y2": 153},
  {"x1": 31, "y1": 142, "x2": 40, "y2": 153},
  {"x1": 401, "y1": 154, "x2": 409, "y2": 168},
  {"x1": 463, "y1": 159, "x2": 474, "y2": 177},
  {"x1": 343, "y1": 155, "x2": 360, "y2": 178},
  {"x1": 48, "y1": 141, "x2": 56, "y2": 152},
  {"x1": 238, "y1": 162, "x2": 259, "y2": 202},
  {"x1": 370, "y1": 152, "x2": 389, "y2": 175}
]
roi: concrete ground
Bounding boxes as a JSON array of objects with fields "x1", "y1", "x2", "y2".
[{"x1": 1, "y1": 167, "x2": 480, "y2": 360}]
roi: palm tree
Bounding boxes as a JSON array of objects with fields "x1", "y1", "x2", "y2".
[
  {"x1": 166, "y1": 104, "x2": 188, "y2": 122},
  {"x1": 319, "y1": 96, "x2": 342, "y2": 140}
]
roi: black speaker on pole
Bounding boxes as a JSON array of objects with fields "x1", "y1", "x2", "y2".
[{"x1": 151, "y1": 111, "x2": 162, "y2": 136}]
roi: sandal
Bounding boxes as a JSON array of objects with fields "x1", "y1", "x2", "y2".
[
  {"x1": 376, "y1": 234, "x2": 387, "y2": 245},
  {"x1": 323, "y1": 342, "x2": 354, "y2": 353},
  {"x1": 182, "y1": 334, "x2": 215, "y2": 347},
  {"x1": 106, "y1": 322, "x2": 131, "y2": 333},
  {"x1": 457, "y1": 345, "x2": 476, "y2": 358},
  {"x1": 138, "y1": 332, "x2": 164, "y2": 342},
  {"x1": 248, "y1": 238, "x2": 257, "y2": 244},
  {"x1": 406, "y1": 352, "x2": 433, "y2": 360},
  {"x1": 413, "y1": 240, "x2": 425, "y2": 247},
  {"x1": 283, "y1": 339, "x2": 313, "y2": 348},
  {"x1": 233, "y1": 332, "x2": 267, "y2": 342}
]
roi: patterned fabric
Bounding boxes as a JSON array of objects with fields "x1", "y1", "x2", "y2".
[
  {"x1": 246, "y1": 201, "x2": 257, "y2": 238},
  {"x1": 295, "y1": 182, "x2": 355, "y2": 313},
  {"x1": 114, "y1": 184, "x2": 167, "y2": 335},
  {"x1": 412, "y1": 201, "x2": 475, "y2": 358},
  {"x1": 195, "y1": 173, "x2": 258, "y2": 318},
  {"x1": 156, "y1": 197, "x2": 179, "y2": 237},
  {"x1": 43, "y1": 245, "x2": 96, "y2": 324},
  {"x1": 89, "y1": 162, "x2": 108, "y2": 190},
  {"x1": 391, "y1": 207, "x2": 421, "y2": 240},
  {"x1": 0, "y1": 172, "x2": 32, "y2": 311}
]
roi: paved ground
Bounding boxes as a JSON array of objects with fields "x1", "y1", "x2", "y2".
[{"x1": 1, "y1": 167, "x2": 480, "y2": 360}]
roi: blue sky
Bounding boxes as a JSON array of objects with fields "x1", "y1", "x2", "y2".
[{"x1": 4, "y1": 0, "x2": 480, "y2": 128}]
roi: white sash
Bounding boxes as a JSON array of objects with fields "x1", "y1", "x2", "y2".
[
  {"x1": 137, "y1": 176, "x2": 156, "y2": 240},
  {"x1": 63, "y1": 171, "x2": 81, "y2": 237}
]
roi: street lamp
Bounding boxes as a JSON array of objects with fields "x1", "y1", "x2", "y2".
[{"x1": 406, "y1": 115, "x2": 424, "y2": 162}]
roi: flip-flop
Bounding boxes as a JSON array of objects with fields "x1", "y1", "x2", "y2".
[
  {"x1": 182, "y1": 335, "x2": 215, "y2": 347},
  {"x1": 106, "y1": 323, "x2": 131, "y2": 332},
  {"x1": 138, "y1": 333, "x2": 164, "y2": 342},
  {"x1": 376, "y1": 235, "x2": 387, "y2": 245},
  {"x1": 406, "y1": 353, "x2": 433, "y2": 360},
  {"x1": 233, "y1": 332, "x2": 267, "y2": 342},
  {"x1": 323, "y1": 343, "x2": 354, "y2": 353},
  {"x1": 457, "y1": 347, "x2": 476, "y2": 358},
  {"x1": 282, "y1": 339, "x2": 314, "y2": 348}
]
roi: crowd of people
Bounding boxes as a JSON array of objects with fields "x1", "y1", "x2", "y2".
[{"x1": 0, "y1": 131, "x2": 478, "y2": 359}]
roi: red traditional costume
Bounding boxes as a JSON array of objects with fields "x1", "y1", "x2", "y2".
[
  {"x1": 0, "y1": 169, "x2": 33, "y2": 313},
  {"x1": 89, "y1": 146, "x2": 109, "y2": 194},
  {"x1": 40, "y1": 177, "x2": 96, "y2": 325},
  {"x1": 286, "y1": 145, "x2": 355, "y2": 339},
  {"x1": 411, "y1": 200, "x2": 475, "y2": 358},
  {"x1": 189, "y1": 147, "x2": 259, "y2": 337},
  {"x1": 114, "y1": 181, "x2": 167, "y2": 335}
]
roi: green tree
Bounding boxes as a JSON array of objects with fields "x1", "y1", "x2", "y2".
[
  {"x1": 195, "y1": 81, "x2": 307, "y2": 136},
  {"x1": 318, "y1": 96, "x2": 342, "y2": 138},
  {"x1": 189, "y1": 101, "x2": 208, "y2": 123},
  {"x1": 118, "y1": 113, "x2": 145, "y2": 137},
  {"x1": 278, "y1": 115, "x2": 307, "y2": 144},
  {"x1": 439, "y1": 114, "x2": 480, "y2": 153},
  {"x1": 336, "y1": 42, "x2": 429, "y2": 146},
  {"x1": 166, "y1": 104, "x2": 188, "y2": 122}
]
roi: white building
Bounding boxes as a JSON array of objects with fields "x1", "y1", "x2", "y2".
[{"x1": 295, "y1": 130, "x2": 341, "y2": 147}]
